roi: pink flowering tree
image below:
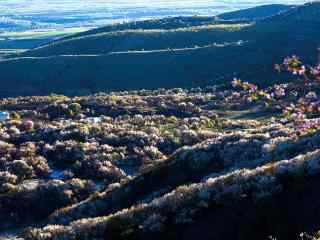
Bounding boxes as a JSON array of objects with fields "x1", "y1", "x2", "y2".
[{"x1": 232, "y1": 55, "x2": 320, "y2": 135}]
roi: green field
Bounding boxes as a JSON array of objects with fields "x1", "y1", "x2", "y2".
[
  {"x1": 0, "y1": 27, "x2": 90, "y2": 40},
  {"x1": 0, "y1": 27, "x2": 91, "y2": 56}
]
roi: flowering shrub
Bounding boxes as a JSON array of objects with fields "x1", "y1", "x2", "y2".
[{"x1": 232, "y1": 55, "x2": 320, "y2": 135}]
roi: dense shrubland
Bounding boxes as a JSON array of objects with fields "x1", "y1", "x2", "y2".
[{"x1": 2, "y1": 56, "x2": 320, "y2": 239}]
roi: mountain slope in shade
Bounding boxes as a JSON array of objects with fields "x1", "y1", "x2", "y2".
[
  {"x1": 218, "y1": 4, "x2": 294, "y2": 20},
  {"x1": 17, "y1": 3, "x2": 295, "y2": 58},
  {"x1": 0, "y1": 2, "x2": 319, "y2": 97}
]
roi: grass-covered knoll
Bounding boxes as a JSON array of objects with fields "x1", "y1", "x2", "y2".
[
  {"x1": 16, "y1": 23, "x2": 251, "y2": 57},
  {"x1": 0, "y1": 16, "x2": 224, "y2": 58},
  {"x1": 54, "y1": 4, "x2": 294, "y2": 43},
  {"x1": 0, "y1": 44, "x2": 258, "y2": 97},
  {"x1": 56, "y1": 16, "x2": 222, "y2": 42},
  {"x1": 218, "y1": 4, "x2": 294, "y2": 20},
  {"x1": 0, "y1": 3, "x2": 319, "y2": 97},
  {"x1": 11, "y1": 3, "x2": 294, "y2": 57}
]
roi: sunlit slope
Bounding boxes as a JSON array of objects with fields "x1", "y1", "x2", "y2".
[{"x1": 56, "y1": 16, "x2": 220, "y2": 42}]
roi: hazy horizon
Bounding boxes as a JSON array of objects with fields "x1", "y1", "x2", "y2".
[{"x1": 0, "y1": 0, "x2": 310, "y2": 31}]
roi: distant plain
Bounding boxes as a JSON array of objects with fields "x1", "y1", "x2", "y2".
[{"x1": 0, "y1": 0, "x2": 309, "y2": 54}]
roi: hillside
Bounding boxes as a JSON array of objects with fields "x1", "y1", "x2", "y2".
[
  {"x1": 217, "y1": 4, "x2": 294, "y2": 20},
  {"x1": 2, "y1": 75, "x2": 320, "y2": 239},
  {"x1": 49, "y1": 4, "x2": 293, "y2": 43},
  {"x1": 1, "y1": 2, "x2": 288, "y2": 57},
  {"x1": 13, "y1": 23, "x2": 249, "y2": 57},
  {"x1": 55, "y1": 16, "x2": 221, "y2": 42},
  {"x1": 0, "y1": 3, "x2": 319, "y2": 97},
  {"x1": 3, "y1": 3, "x2": 300, "y2": 59}
]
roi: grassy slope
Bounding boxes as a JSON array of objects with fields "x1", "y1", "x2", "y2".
[
  {"x1": 218, "y1": 4, "x2": 293, "y2": 20},
  {"x1": 56, "y1": 16, "x2": 221, "y2": 42},
  {"x1": 48, "y1": 4, "x2": 292, "y2": 43},
  {"x1": 0, "y1": 45, "x2": 242, "y2": 96},
  {"x1": 0, "y1": 3, "x2": 319, "y2": 97},
  {"x1": 16, "y1": 23, "x2": 250, "y2": 57}
]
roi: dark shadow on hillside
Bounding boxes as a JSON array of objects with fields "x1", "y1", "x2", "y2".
[{"x1": 175, "y1": 174, "x2": 320, "y2": 240}]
